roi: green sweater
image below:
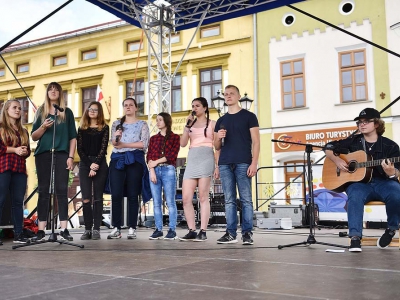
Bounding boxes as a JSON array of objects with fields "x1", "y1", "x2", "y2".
[{"x1": 31, "y1": 108, "x2": 77, "y2": 156}]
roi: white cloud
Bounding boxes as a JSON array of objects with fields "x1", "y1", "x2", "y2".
[{"x1": 0, "y1": 0, "x2": 119, "y2": 47}]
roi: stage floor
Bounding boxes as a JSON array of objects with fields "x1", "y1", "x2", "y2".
[{"x1": 0, "y1": 227, "x2": 399, "y2": 300}]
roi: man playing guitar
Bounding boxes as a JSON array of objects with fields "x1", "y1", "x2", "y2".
[{"x1": 325, "y1": 108, "x2": 400, "y2": 252}]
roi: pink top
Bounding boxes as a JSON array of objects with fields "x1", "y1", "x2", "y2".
[{"x1": 189, "y1": 123, "x2": 214, "y2": 148}]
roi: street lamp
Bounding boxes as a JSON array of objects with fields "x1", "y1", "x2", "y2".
[
  {"x1": 239, "y1": 93, "x2": 254, "y2": 111},
  {"x1": 212, "y1": 91, "x2": 253, "y2": 117},
  {"x1": 211, "y1": 91, "x2": 226, "y2": 117}
]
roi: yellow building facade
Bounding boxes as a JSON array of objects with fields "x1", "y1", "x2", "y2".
[{"x1": 0, "y1": 16, "x2": 255, "y2": 211}]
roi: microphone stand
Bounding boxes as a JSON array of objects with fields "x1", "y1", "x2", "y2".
[
  {"x1": 13, "y1": 106, "x2": 84, "y2": 250},
  {"x1": 270, "y1": 139, "x2": 348, "y2": 250}
]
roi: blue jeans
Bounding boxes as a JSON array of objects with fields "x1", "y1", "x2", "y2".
[
  {"x1": 149, "y1": 165, "x2": 177, "y2": 231},
  {"x1": 346, "y1": 177, "x2": 400, "y2": 237},
  {"x1": 219, "y1": 163, "x2": 253, "y2": 236},
  {"x1": 0, "y1": 171, "x2": 27, "y2": 234}
]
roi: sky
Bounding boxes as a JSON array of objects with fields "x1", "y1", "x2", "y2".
[{"x1": 0, "y1": 0, "x2": 119, "y2": 47}]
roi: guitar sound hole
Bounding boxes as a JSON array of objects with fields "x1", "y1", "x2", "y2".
[{"x1": 348, "y1": 161, "x2": 357, "y2": 173}]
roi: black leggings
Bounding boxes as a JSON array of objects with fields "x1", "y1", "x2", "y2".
[{"x1": 35, "y1": 152, "x2": 69, "y2": 221}]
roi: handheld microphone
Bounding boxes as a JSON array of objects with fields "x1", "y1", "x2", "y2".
[
  {"x1": 52, "y1": 103, "x2": 64, "y2": 112},
  {"x1": 115, "y1": 124, "x2": 122, "y2": 143},
  {"x1": 220, "y1": 124, "x2": 225, "y2": 147},
  {"x1": 186, "y1": 111, "x2": 196, "y2": 126}
]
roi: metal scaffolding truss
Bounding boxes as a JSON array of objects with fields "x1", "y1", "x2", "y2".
[{"x1": 87, "y1": 0, "x2": 304, "y2": 125}]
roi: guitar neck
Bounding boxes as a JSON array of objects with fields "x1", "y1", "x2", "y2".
[{"x1": 359, "y1": 156, "x2": 400, "y2": 168}]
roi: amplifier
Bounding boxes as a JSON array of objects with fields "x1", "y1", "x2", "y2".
[{"x1": 211, "y1": 194, "x2": 225, "y2": 205}]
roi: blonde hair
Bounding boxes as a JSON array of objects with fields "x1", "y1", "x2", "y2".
[
  {"x1": 79, "y1": 101, "x2": 106, "y2": 130},
  {"x1": 34, "y1": 82, "x2": 66, "y2": 124},
  {"x1": 0, "y1": 99, "x2": 29, "y2": 147}
]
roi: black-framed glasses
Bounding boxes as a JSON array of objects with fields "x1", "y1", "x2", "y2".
[
  {"x1": 88, "y1": 108, "x2": 98, "y2": 112},
  {"x1": 356, "y1": 119, "x2": 374, "y2": 126}
]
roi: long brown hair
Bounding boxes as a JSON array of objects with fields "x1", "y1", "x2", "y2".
[
  {"x1": 80, "y1": 101, "x2": 106, "y2": 130},
  {"x1": 34, "y1": 82, "x2": 66, "y2": 124},
  {"x1": 157, "y1": 112, "x2": 172, "y2": 157},
  {"x1": 187, "y1": 97, "x2": 210, "y2": 137},
  {"x1": 0, "y1": 99, "x2": 29, "y2": 146}
]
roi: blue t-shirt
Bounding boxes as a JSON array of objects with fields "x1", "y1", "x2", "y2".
[{"x1": 215, "y1": 109, "x2": 259, "y2": 165}]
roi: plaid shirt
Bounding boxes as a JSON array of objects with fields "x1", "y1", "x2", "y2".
[
  {"x1": 147, "y1": 132, "x2": 180, "y2": 167},
  {"x1": 0, "y1": 130, "x2": 31, "y2": 174}
]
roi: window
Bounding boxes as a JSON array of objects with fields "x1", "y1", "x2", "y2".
[
  {"x1": 82, "y1": 49, "x2": 97, "y2": 61},
  {"x1": 17, "y1": 63, "x2": 29, "y2": 74},
  {"x1": 53, "y1": 55, "x2": 67, "y2": 66},
  {"x1": 0, "y1": 68, "x2": 5, "y2": 77},
  {"x1": 82, "y1": 87, "x2": 96, "y2": 114},
  {"x1": 0, "y1": 100, "x2": 4, "y2": 111},
  {"x1": 280, "y1": 59, "x2": 305, "y2": 109},
  {"x1": 339, "y1": 49, "x2": 367, "y2": 102},
  {"x1": 200, "y1": 25, "x2": 220, "y2": 38},
  {"x1": 127, "y1": 41, "x2": 143, "y2": 52},
  {"x1": 16, "y1": 98, "x2": 29, "y2": 124},
  {"x1": 171, "y1": 74, "x2": 182, "y2": 112},
  {"x1": 126, "y1": 79, "x2": 145, "y2": 115},
  {"x1": 167, "y1": 33, "x2": 180, "y2": 44},
  {"x1": 200, "y1": 67, "x2": 222, "y2": 107}
]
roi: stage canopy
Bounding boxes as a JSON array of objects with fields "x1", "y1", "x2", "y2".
[{"x1": 86, "y1": 0, "x2": 306, "y2": 31}]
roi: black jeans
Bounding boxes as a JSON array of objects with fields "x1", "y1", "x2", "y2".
[
  {"x1": 79, "y1": 158, "x2": 108, "y2": 230},
  {"x1": 0, "y1": 171, "x2": 27, "y2": 234},
  {"x1": 109, "y1": 160, "x2": 143, "y2": 229},
  {"x1": 35, "y1": 152, "x2": 69, "y2": 221}
]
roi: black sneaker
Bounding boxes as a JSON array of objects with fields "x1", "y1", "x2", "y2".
[
  {"x1": 164, "y1": 229, "x2": 177, "y2": 240},
  {"x1": 377, "y1": 228, "x2": 396, "y2": 249},
  {"x1": 92, "y1": 230, "x2": 101, "y2": 240},
  {"x1": 179, "y1": 229, "x2": 197, "y2": 242},
  {"x1": 149, "y1": 229, "x2": 164, "y2": 240},
  {"x1": 349, "y1": 236, "x2": 362, "y2": 252},
  {"x1": 34, "y1": 230, "x2": 46, "y2": 242},
  {"x1": 13, "y1": 233, "x2": 29, "y2": 244},
  {"x1": 242, "y1": 232, "x2": 254, "y2": 245},
  {"x1": 193, "y1": 229, "x2": 207, "y2": 242},
  {"x1": 80, "y1": 230, "x2": 92, "y2": 240},
  {"x1": 217, "y1": 232, "x2": 238, "y2": 244},
  {"x1": 60, "y1": 229, "x2": 73, "y2": 241}
]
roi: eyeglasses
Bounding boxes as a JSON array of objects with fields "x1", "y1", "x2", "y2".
[
  {"x1": 88, "y1": 108, "x2": 98, "y2": 112},
  {"x1": 356, "y1": 119, "x2": 374, "y2": 126}
]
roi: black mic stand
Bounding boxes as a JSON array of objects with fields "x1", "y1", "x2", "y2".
[
  {"x1": 13, "y1": 106, "x2": 84, "y2": 250},
  {"x1": 270, "y1": 139, "x2": 348, "y2": 250}
]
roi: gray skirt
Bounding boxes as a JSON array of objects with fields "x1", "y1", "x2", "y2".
[{"x1": 183, "y1": 146, "x2": 215, "y2": 179}]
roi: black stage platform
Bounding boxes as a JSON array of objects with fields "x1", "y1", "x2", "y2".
[{"x1": 0, "y1": 227, "x2": 399, "y2": 300}]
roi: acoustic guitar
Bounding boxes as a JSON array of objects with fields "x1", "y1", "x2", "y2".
[{"x1": 322, "y1": 150, "x2": 399, "y2": 192}]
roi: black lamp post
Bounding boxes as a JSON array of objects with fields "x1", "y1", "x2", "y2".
[
  {"x1": 239, "y1": 93, "x2": 254, "y2": 111},
  {"x1": 211, "y1": 91, "x2": 226, "y2": 117}
]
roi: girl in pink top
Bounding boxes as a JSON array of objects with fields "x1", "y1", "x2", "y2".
[{"x1": 179, "y1": 97, "x2": 219, "y2": 241}]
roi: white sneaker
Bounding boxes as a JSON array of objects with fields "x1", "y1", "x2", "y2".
[
  {"x1": 127, "y1": 227, "x2": 137, "y2": 240},
  {"x1": 107, "y1": 228, "x2": 121, "y2": 239}
]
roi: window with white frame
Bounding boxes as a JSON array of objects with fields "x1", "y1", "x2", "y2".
[
  {"x1": 171, "y1": 73, "x2": 182, "y2": 112},
  {"x1": 126, "y1": 79, "x2": 145, "y2": 115}
]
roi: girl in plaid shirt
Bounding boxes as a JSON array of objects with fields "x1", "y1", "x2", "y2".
[{"x1": 0, "y1": 100, "x2": 31, "y2": 245}]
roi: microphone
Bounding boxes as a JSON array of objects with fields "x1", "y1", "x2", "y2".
[
  {"x1": 220, "y1": 124, "x2": 225, "y2": 147},
  {"x1": 115, "y1": 124, "x2": 122, "y2": 143},
  {"x1": 52, "y1": 103, "x2": 64, "y2": 112},
  {"x1": 186, "y1": 111, "x2": 196, "y2": 126}
]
